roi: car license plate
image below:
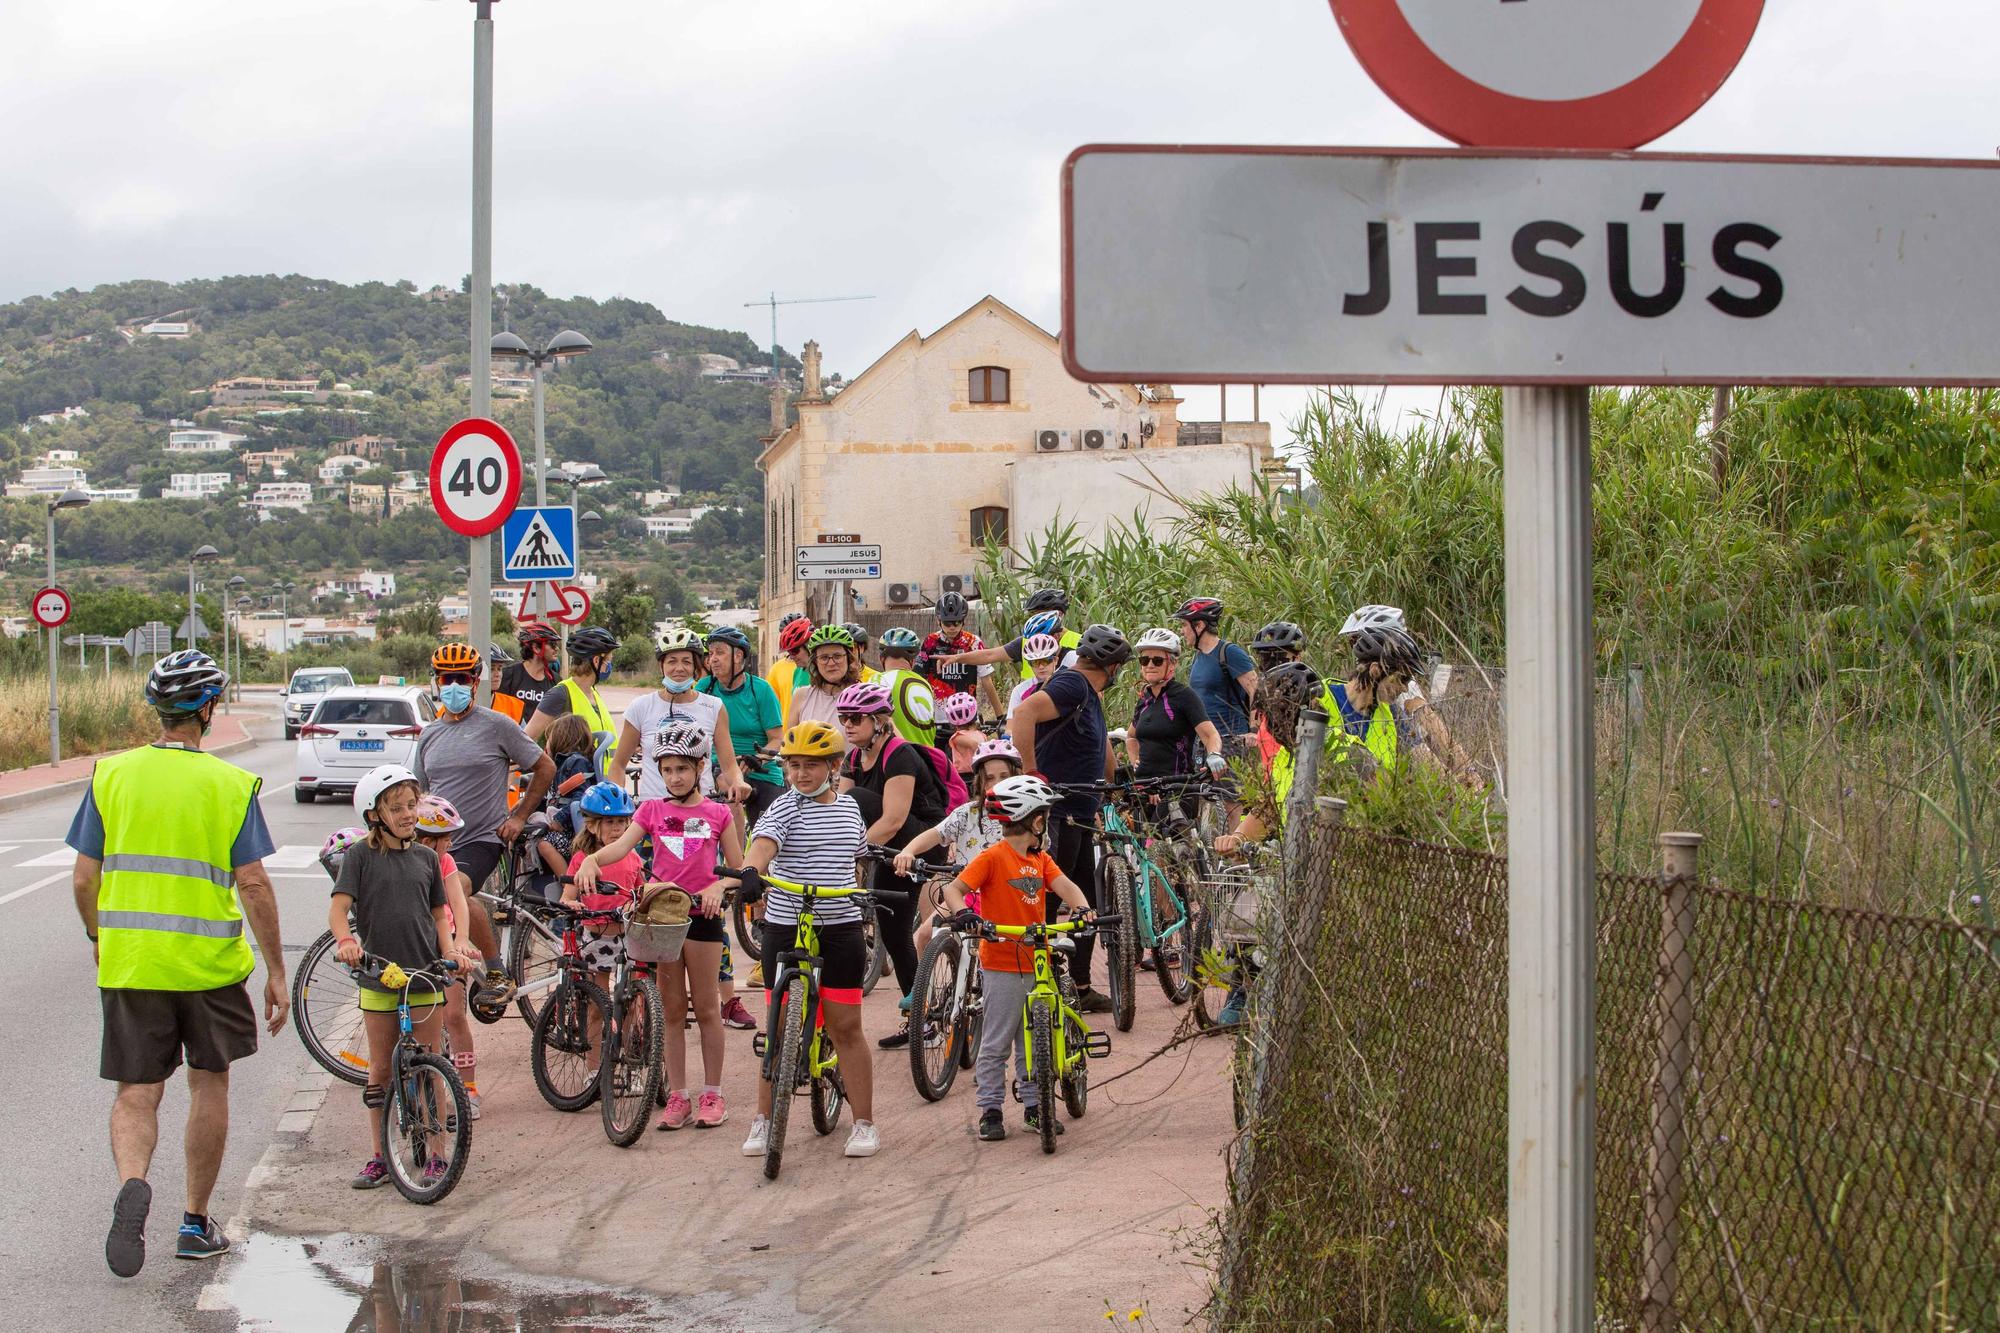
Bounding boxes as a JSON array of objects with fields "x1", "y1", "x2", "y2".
[{"x1": 339, "y1": 739, "x2": 385, "y2": 752}]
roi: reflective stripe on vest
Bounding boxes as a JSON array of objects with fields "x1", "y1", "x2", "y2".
[
  {"x1": 93, "y1": 745, "x2": 259, "y2": 991},
  {"x1": 560, "y1": 677, "x2": 620, "y2": 778}
]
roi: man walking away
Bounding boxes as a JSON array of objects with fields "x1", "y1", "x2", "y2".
[{"x1": 70, "y1": 650, "x2": 288, "y2": 1277}]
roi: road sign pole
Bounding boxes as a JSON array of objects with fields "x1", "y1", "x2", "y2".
[
  {"x1": 468, "y1": 0, "x2": 496, "y2": 701},
  {"x1": 1503, "y1": 384, "x2": 1597, "y2": 1332},
  {"x1": 46, "y1": 508, "x2": 58, "y2": 767}
]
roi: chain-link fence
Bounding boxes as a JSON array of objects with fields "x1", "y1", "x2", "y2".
[{"x1": 1216, "y1": 808, "x2": 2000, "y2": 1330}]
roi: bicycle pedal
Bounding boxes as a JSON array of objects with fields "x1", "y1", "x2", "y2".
[
  {"x1": 751, "y1": 1033, "x2": 768, "y2": 1058},
  {"x1": 1084, "y1": 1032, "x2": 1113, "y2": 1059}
]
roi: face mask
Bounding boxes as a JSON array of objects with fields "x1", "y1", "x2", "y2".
[
  {"x1": 440, "y1": 684, "x2": 474, "y2": 714},
  {"x1": 595, "y1": 659, "x2": 613, "y2": 683},
  {"x1": 661, "y1": 674, "x2": 695, "y2": 694}
]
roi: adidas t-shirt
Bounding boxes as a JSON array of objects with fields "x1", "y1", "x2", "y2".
[{"x1": 749, "y1": 789, "x2": 867, "y2": 926}]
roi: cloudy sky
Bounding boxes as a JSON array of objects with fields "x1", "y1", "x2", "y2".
[{"x1": 3, "y1": 0, "x2": 1994, "y2": 435}]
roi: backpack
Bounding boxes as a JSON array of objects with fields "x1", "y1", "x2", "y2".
[{"x1": 851, "y1": 734, "x2": 970, "y2": 811}]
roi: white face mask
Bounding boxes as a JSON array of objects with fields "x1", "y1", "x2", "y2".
[{"x1": 802, "y1": 775, "x2": 834, "y2": 798}]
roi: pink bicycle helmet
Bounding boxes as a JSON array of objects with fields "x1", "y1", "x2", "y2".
[
  {"x1": 938, "y1": 692, "x2": 979, "y2": 727},
  {"x1": 319, "y1": 826, "x2": 368, "y2": 881},
  {"x1": 415, "y1": 794, "x2": 464, "y2": 835},
  {"x1": 835, "y1": 681, "x2": 892, "y2": 715},
  {"x1": 972, "y1": 738, "x2": 1022, "y2": 769}
]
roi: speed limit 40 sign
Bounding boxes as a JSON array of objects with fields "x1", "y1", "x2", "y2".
[{"x1": 429, "y1": 418, "x2": 524, "y2": 537}]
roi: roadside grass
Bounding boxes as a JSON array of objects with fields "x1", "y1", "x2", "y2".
[{"x1": 0, "y1": 670, "x2": 155, "y2": 771}]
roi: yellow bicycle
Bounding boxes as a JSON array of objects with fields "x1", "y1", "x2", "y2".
[{"x1": 976, "y1": 915, "x2": 1119, "y2": 1154}]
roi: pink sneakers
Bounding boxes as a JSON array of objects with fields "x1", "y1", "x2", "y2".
[
  {"x1": 656, "y1": 1091, "x2": 693, "y2": 1131},
  {"x1": 695, "y1": 1089, "x2": 728, "y2": 1128}
]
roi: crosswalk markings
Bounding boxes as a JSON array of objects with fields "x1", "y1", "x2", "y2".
[
  {"x1": 264, "y1": 845, "x2": 322, "y2": 869},
  {"x1": 19, "y1": 849, "x2": 75, "y2": 868}
]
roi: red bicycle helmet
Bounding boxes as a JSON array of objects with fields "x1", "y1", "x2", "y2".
[{"x1": 779, "y1": 618, "x2": 815, "y2": 653}]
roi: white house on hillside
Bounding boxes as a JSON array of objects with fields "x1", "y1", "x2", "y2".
[
  {"x1": 168, "y1": 428, "x2": 247, "y2": 454},
  {"x1": 167, "y1": 472, "x2": 233, "y2": 499}
]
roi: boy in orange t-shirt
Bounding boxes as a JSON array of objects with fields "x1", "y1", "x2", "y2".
[{"x1": 941, "y1": 774, "x2": 1094, "y2": 1142}]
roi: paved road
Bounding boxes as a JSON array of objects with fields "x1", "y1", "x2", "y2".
[{"x1": 0, "y1": 699, "x2": 371, "y2": 1330}]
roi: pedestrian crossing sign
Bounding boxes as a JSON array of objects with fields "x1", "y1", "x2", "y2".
[{"x1": 501, "y1": 506, "x2": 577, "y2": 582}]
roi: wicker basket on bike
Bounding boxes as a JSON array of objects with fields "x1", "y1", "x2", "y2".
[{"x1": 624, "y1": 882, "x2": 694, "y2": 964}]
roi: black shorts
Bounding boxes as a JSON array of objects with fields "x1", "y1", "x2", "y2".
[
  {"x1": 455, "y1": 840, "x2": 506, "y2": 897},
  {"x1": 760, "y1": 920, "x2": 867, "y2": 1002},
  {"x1": 683, "y1": 910, "x2": 726, "y2": 945},
  {"x1": 100, "y1": 983, "x2": 258, "y2": 1085}
]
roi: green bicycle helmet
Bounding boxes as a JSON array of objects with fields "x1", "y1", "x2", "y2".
[{"x1": 805, "y1": 624, "x2": 855, "y2": 651}]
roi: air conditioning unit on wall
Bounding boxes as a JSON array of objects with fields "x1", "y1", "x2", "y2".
[
  {"x1": 1035, "y1": 428, "x2": 1071, "y2": 453},
  {"x1": 938, "y1": 572, "x2": 979, "y2": 600},
  {"x1": 885, "y1": 582, "x2": 922, "y2": 607}
]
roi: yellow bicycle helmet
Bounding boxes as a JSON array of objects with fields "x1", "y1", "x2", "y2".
[
  {"x1": 776, "y1": 721, "x2": 845, "y2": 758},
  {"x1": 430, "y1": 641, "x2": 483, "y2": 674}
]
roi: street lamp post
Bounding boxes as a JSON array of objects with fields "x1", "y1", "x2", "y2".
[
  {"x1": 225, "y1": 575, "x2": 247, "y2": 703},
  {"x1": 235, "y1": 596, "x2": 252, "y2": 697},
  {"x1": 187, "y1": 545, "x2": 220, "y2": 651},
  {"x1": 493, "y1": 329, "x2": 593, "y2": 622},
  {"x1": 45, "y1": 488, "x2": 91, "y2": 766}
]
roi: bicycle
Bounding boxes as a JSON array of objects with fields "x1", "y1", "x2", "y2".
[
  {"x1": 967, "y1": 914, "x2": 1119, "y2": 1154},
  {"x1": 1101, "y1": 775, "x2": 1224, "y2": 1020},
  {"x1": 526, "y1": 883, "x2": 614, "y2": 1113},
  {"x1": 717, "y1": 867, "x2": 905, "y2": 1180},
  {"x1": 293, "y1": 915, "x2": 370, "y2": 1085},
  {"x1": 348, "y1": 954, "x2": 472, "y2": 1204},
  {"x1": 597, "y1": 887, "x2": 684, "y2": 1147},
  {"x1": 730, "y1": 872, "x2": 890, "y2": 998},
  {"x1": 864, "y1": 852, "x2": 979, "y2": 1102}
]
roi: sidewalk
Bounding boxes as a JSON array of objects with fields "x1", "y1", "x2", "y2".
[
  {"x1": 0, "y1": 714, "x2": 257, "y2": 812},
  {"x1": 239, "y1": 977, "x2": 1232, "y2": 1330}
]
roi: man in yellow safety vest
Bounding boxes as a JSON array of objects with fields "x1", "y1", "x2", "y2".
[{"x1": 70, "y1": 649, "x2": 287, "y2": 1276}]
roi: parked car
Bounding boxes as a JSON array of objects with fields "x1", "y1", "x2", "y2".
[
  {"x1": 283, "y1": 666, "x2": 356, "y2": 739},
  {"x1": 294, "y1": 685, "x2": 437, "y2": 803}
]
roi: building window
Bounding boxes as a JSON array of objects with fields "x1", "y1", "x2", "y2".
[
  {"x1": 970, "y1": 505, "x2": 1009, "y2": 547},
  {"x1": 968, "y1": 366, "x2": 1010, "y2": 404}
]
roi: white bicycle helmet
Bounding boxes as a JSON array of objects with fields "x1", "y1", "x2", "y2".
[
  {"x1": 355, "y1": 764, "x2": 421, "y2": 824},
  {"x1": 1340, "y1": 604, "x2": 1406, "y2": 636},
  {"x1": 1021, "y1": 633, "x2": 1062, "y2": 662},
  {"x1": 1134, "y1": 627, "x2": 1181, "y2": 655},
  {"x1": 653, "y1": 719, "x2": 712, "y2": 759},
  {"x1": 655, "y1": 625, "x2": 705, "y2": 656},
  {"x1": 984, "y1": 774, "x2": 1059, "y2": 825}
]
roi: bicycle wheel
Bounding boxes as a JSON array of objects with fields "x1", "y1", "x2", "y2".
[
  {"x1": 1030, "y1": 997, "x2": 1058, "y2": 1155},
  {"x1": 1101, "y1": 854, "x2": 1138, "y2": 1033},
  {"x1": 956, "y1": 960, "x2": 982, "y2": 1072},
  {"x1": 908, "y1": 931, "x2": 963, "y2": 1102},
  {"x1": 811, "y1": 1064, "x2": 845, "y2": 1136},
  {"x1": 600, "y1": 975, "x2": 664, "y2": 1148},
  {"x1": 506, "y1": 908, "x2": 565, "y2": 1028},
  {"x1": 530, "y1": 977, "x2": 609, "y2": 1112},
  {"x1": 381, "y1": 1051, "x2": 470, "y2": 1205},
  {"x1": 1150, "y1": 876, "x2": 1194, "y2": 1006},
  {"x1": 1188, "y1": 903, "x2": 1232, "y2": 1030},
  {"x1": 764, "y1": 976, "x2": 807, "y2": 1181},
  {"x1": 858, "y1": 902, "x2": 887, "y2": 997},
  {"x1": 731, "y1": 896, "x2": 762, "y2": 962},
  {"x1": 1061, "y1": 1008, "x2": 1089, "y2": 1119},
  {"x1": 292, "y1": 929, "x2": 369, "y2": 1086}
]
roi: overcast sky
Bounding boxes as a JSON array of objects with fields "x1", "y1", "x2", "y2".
[{"x1": 3, "y1": 0, "x2": 1994, "y2": 436}]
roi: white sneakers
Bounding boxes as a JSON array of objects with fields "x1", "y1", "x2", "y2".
[{"x1": 742, "y1": 1114, "x2": 881, "y2": 1158}]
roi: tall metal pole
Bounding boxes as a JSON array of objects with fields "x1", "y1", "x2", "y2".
[
  {"x1": 46, "y1": 508, "x2": 59, "y2": 766},
  {"x1": 1503, "y1": 384, "x2": 1598, "y2": 1332},
  {"x1": 187, "y1": 561, "x2": 198, "y2": 649},
  {"x1": 468, "y1": 0, "x2": 496, "y2": 701},
  {"x1": 530, "y1": 357, "x2": 549, "y2": 622}
]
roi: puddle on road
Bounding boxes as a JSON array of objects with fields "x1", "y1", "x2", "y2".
[{"x1": 221, "y1": 1232, "x2": 752, "y2": 1332}]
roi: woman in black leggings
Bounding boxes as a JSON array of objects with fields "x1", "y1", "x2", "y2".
[{"x1": 834, "y1": 682, "x2": 946, "y2": 1049}]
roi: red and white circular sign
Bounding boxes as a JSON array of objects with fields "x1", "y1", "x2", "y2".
[
  {"x1": 548, "y1": 585, "x2": 591, "y2": 626},
  {"x1": 1331, "y1": 0, "x2": 1763, "y2": 150},
  {"x1": 31, "y1": 586, "x2": 71, "y2": 629},
  {"x1": 429, "y1": 418, "x2": 523, "y2": 537}
]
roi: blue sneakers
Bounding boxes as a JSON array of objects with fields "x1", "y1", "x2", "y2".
[
  {"x1": 176, "y1": 1217, "x2": 230, "y2": 1261},
  {"x1": 1216, "y1": 986, "x2": 1247, "y2": 1028}
]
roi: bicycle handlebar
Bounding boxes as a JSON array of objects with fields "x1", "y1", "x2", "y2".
[{"x1": 348, "y1": 951, "x2": 462, "y2": 993}]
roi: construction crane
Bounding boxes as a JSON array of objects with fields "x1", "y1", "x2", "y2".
[{"x1": 744, "y1": 292, "x2": 874, "y2": 385}]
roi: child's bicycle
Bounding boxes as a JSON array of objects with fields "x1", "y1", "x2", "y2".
[
  {"x1": 527, "y1": 881, "x2": 617, "y2": 1114},
  {"x1": 965, "y1": 913, "x2": 1120, "y2": 1155},
  {"x1": 861, "y1": 850, "x2": 981, "y2": 1102},
  {"x1": 598, "y1": 883, "x2": 694, "y2": 1147},
  {"x1": 348, "y1": 953, "x2": 472, "y2": 1204},
  {"x1": 716, "y1": 867, "x2": 906, "y2": 1180}
]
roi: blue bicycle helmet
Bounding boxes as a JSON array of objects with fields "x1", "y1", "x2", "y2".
[
  {"x1": 578, "y1": 782, "x2": 636, "y2": 818},
  {"x1": 705, "y1": 625, "x2": 753, "y2": 657},
  {"x1": 1023, "y1": 611, "x2": 1063, "y2": 639}
]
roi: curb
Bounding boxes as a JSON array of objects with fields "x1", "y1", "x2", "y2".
[{"x1": 0, "y1": 728, "x2": 262, "y2": 814}]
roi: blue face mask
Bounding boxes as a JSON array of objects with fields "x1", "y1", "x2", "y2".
[
  {"x1": 662, "y1": 674, "x2": 695, "y2": 694},
  {"x1": 439, "y1": 684, "x2": 474, "y2": 714},
  {"x1": 595, "y1": 659, "x2": 613, "y2": 683}
]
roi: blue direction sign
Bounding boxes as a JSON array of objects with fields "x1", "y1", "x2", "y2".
[{"x1": 502, "y1": 506, "x2": 578, "y2": 583}]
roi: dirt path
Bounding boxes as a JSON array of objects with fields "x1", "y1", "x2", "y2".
[{"x1": 243, "y1": 976, "x2": 1233, "y2": 1329}]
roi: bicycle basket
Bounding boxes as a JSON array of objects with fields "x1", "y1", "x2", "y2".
[
  {"x1": 624, "y1": 883, "x2": 693, "y2": 963},
  {"x1": 1203, "y1": 866, "x2": 1262, "y2": 944}
]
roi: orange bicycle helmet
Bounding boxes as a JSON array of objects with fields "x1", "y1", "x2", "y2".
[
  {"x1": 776, "y1": 720, "x2": 845, "y2": 758},
  {"x1": 430, "y1": 641, "x2": 483, "y2": 674}
]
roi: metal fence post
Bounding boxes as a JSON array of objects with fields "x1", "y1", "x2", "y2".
[{"x1": 1642, "y1": 831, "x2": 1703, "y2": 1333}]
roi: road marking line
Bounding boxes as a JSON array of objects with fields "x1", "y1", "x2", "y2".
[
  {"x1": 18, "y1": 849, "x2": 75, "y2": 868},
  {"x1": 0, "y1": 845, "x2": 18, "y2": 857},
  {"x1": 0, "y1": 869, "x2": 70, "y2": 907},
  {"x1": 273, "y1": 872, "x2": 325, "y2": 881},
  {"x1": 263, "y1": 844, "x2": 320, "y2": 869}
]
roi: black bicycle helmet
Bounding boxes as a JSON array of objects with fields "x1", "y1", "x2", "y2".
[
  {"x1": 146, "y1": 649, "x2": 228, "y2": 716},
  {"x1": 1072, "y1": 623, "x2": 1133, "y2": 668},
  {"x1": 1352, "y1": 625, "x2": 1424, "y2": 677},
  {"x1": 1172, "y1": 596, "x2": 1224, "y2": 628},
  {"x1": 517, "y1": 623, "x2": 559, "y2": 651},
  {"x1": 1262, "y1": 659, "x2": 1324, "y2": 708},
  {"x1": 568, "y1": 625, "x2": 619, "y2": 659},
  {"x1": 778, "y1": 610, "x2": 808, "y2": 630},
  {"x1": 1024, "y1": 588, "x2": 1069, "y2": 615},
  {"x1": 935, "y1": 591, "x2": 969, "y2": 621},
  {"x1": 705, "y1": 625, "x2": 753, "y2": 657},
  {"x1": 841, "y1": 622, "x2": 870, "y2": 649},
  {"x1": 1251, "y1": 620, "x2": 1307, "y2": 656}
]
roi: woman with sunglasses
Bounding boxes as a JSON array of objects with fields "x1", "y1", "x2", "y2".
[{"x1": 1125, "y1": 627, "x2": 1229, "y2": 822}]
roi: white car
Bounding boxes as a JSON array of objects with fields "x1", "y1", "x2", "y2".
[
  {"x1": 282, "y1": 666, "x2": 356, "y2": 739},
  {"x1": 294, "y1": 685, "x2": 437, "y2": 803}
]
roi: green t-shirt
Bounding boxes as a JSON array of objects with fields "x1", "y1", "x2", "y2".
[{"x1": 697, "y1": 672, "x2": 785, "y2": 785}]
